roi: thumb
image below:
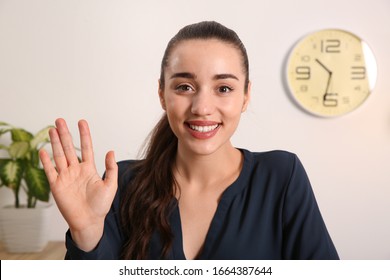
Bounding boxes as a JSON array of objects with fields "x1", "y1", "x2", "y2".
[{"x1": 104, "y1": 150, "x2": 118, "y2": 188}]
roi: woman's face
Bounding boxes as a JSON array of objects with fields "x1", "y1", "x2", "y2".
[{"x1": 159, "y1": 39, "x2": 250, "y2": 157}]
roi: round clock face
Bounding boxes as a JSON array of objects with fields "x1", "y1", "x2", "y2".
[{"x1": 286, "y1": 29, "x2": 377, "y2": 117}]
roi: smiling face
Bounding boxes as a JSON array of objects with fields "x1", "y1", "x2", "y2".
[{"x1": 159, "y1": 39, "x2": 250, "y2": 157}]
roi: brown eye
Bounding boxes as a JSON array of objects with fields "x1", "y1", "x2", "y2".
[
  {"x1": 176, "y1": 84, "x2": 194, "y2": 92},
  {"x1": 218, "y1": 86, "x2": 233, "y2": 94}
]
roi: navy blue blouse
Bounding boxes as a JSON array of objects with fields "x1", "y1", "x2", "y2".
[{"x1": 65, "y1": 149, "x2": 339, "y2": 259}]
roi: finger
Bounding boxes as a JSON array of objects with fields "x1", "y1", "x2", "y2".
[
  {"x1": 78, "y1": 120, "x2": 95, "y2": 163},
  {"x1": 103, "y1": 151, "x2": 118, "y2": 189},
  {"x1": 48, "y1": 127, "x2": 68, "y2": 172},
  {"x1": 39, "y1": 148, "x2": 58, "y2": 186},
  {"x1": 55, "y1": 118, "x2": 79, "y2": 166}
]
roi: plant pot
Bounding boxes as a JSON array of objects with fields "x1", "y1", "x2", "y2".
[{"x1": 0, "y1": 204, "x2": 52, "y2": 253}]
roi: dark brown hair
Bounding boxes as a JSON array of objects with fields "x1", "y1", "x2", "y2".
[{"x1": 120, "y1": 21, "x2": 249, "y2": 259}]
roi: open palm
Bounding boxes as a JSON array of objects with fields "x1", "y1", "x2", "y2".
[{"x1": 39, "y1": 118, "x2": 118, "y2": 251}]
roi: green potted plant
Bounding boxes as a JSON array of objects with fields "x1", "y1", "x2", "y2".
[
  {"x1": 0, "y1": 121, "x2": 53, "y2": 253},
  {"x1": 0, "y1": 121, "x2": 52, "y2": 208}
]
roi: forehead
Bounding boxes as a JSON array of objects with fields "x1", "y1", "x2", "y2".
[{"x1": 166, "y1": 39, "x2": 244, "y2": 76}]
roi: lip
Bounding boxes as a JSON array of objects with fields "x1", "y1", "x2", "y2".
[{"x1": 185, "y1": 120, "x2": 221, "y2": 140}]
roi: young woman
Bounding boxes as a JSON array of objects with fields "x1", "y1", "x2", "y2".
[{"x1": 39, "y1": 21, "x2": 339, "y2": 260}]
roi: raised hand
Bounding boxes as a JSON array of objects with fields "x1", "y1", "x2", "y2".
[{"x1": 39, "y1": 118, "x2": 118, "y2": 252}]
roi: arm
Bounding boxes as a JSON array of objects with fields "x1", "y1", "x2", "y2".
[
  {"x1": 282, "y1": 155, "x2": 339, "y2": 260},
  {"x1": 64, "y1": 204, "x2": 123, "y2": 259}
]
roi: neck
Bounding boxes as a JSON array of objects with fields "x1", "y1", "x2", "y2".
[{"x1": 174, "y1": 143, "x2": 242, "y2": 191}]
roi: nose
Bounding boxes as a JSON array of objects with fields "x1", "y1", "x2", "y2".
[{"x1": 191, "y1": 90, "x2": 215, "y2": 116}]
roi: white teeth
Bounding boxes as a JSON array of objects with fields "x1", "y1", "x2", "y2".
[{"x1": 189, "y1": 124, "x2": 219, "y2": 132}]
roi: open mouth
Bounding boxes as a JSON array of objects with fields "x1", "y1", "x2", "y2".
[
  {"x1": 185, "y1": 121, "x2": 221, "y2": 139},
  {"x1": 188, "y1": 124, "x2": 220, "y2": 133}
]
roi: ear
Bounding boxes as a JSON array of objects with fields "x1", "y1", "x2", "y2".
[
  {"x1": 242, "y1": 81, "x2": 251, "y2": 112},
  {"x1": 158, "y1": 80, "x2": 166, "y2": 111}
]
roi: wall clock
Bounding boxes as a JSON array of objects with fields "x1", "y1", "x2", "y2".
[{"x1": 286, "y1": 29, "x2": 377, "y2": 117}]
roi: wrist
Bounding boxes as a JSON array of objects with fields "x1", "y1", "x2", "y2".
[{"x1": 69, "y1": 222, "x2": 104, "y2": 252}]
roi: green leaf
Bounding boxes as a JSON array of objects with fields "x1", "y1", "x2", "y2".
[
  {"x1": 24, "y1": 166, "x2": 50, "y2": 202},
  {"x1": 11, "y1": 128, "x2": 33, "y2": 142},
  {"x1": 29, "y1": 149, "x2": 40, "y2": 166},
  {"x1": 30, "y1": 126, "x2": 52, "y2": 149},
  {"x1": 0, "y1": 159, "x2": 24, "y2": 190},
  {"x1": 0, "y1": 128, "x2": 12, "y2": 137},
  {"x1": 9, "y1": 141, "x2": 30, "y2": 159},
  {"x1": 0, "y1": 121, "x2": 10, "y2": 127},
  {"x1": 0, "y1": 122, "x2": 12, "y2": 136}
]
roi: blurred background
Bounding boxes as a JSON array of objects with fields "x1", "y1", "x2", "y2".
[{"x1": 0, "y1": 0, "x2": 389, "y2": 259}]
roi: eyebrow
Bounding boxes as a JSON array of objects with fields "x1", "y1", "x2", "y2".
[
  {"x1": 170, "y1": 72, "x2": 196, "y2": 79},
  {"x1": 214, "y1": 74, "x2": 239, "y2": 81},
  {"x1": 169, "y1": 72, "x2": 239, "y2": 81}
]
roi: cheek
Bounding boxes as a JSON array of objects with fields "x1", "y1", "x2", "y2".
[
  {"x1": 222, "y1": 96, "x2": 246, "y2": 115},
  {"x1": 164, "y1": 95, "x2": 190, "y2": 122},
  {"x1": 220, "y1": 97, "x2": 246, "y2": 129},
  {"x1": 165, "y1": 95, "x2": 180, "y2": 113}
]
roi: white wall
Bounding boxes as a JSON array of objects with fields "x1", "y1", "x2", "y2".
[{"x1": 0, "y1": 0, "x2": 389, "y2": 259}]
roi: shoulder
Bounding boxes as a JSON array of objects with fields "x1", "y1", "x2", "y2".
[
  {"x1": 240, "y1": 149, "x2": 308, "y2": 194},
  {"x1": 108, "y1": 159, "x2": 141, "y2": 210},
  {"x1": 250, "y1": 150, "x2": 297, "y2": 164},
  {"x1": 246, "y1": 149, "x2": 301, "y2": 176},
  {"x1": 244, "y1": 149, "x2": 314, "y2": 204},
  {"x1": 116, "y1": 159, "x2": 141, "y2": 187},
  {"x1": 117, "y1": 159, "x2": 139, "y2": 175}
]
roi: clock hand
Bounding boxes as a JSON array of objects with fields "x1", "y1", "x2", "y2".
[
  {"x1": 324, "y1": 72, "x2": 332, "y2": 95},
  {"x1": 315, "y1": 58, "x2": 333, "y2": 95},
  {"x1": 315, "y1": 59, "x2": 332, "y2": 75}
]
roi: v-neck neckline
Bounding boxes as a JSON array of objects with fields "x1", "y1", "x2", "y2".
[{"x1": 171, "y1": 149, "x2": 252, "y2": 259}]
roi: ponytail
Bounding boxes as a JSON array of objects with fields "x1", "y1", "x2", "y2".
[{"x1": 120, "y1": 114, "x2": 178, "y2": 259}]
